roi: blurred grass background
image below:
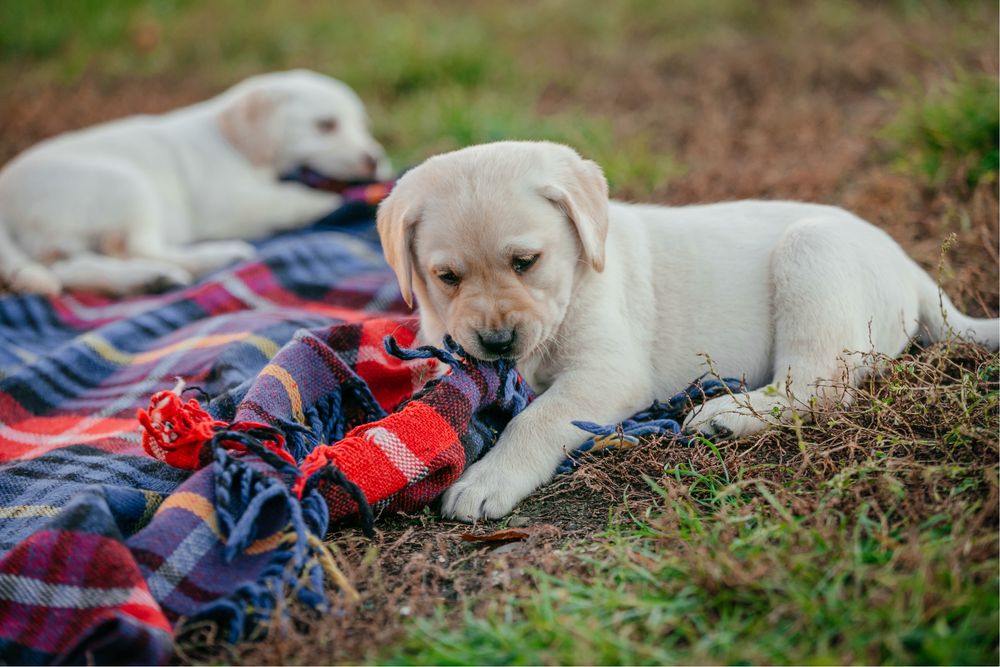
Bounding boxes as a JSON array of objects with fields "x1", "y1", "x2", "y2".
[
  {"x1": 2, "y1": 0, "x2": 695, "y2": 193},
  {"x1": 2, "y1": 0, "x2": 995, "y2": 197}
]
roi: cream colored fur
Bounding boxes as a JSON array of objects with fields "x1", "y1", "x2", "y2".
[
  {"x1": 0, "y1": 69, "x2": 389, "y2": 295},
  {"x1": 378, "y1": 140, "x2": 1000, "y2": 522}
]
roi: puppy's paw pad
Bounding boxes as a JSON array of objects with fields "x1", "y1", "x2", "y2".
[{"x1": 706, "y1": 413, "x2": 765, "y2": 440}]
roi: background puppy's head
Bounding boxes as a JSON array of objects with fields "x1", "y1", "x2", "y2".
[
  {"x1": 377, "y1": 141, "x2": 608, "y2": 360},
  {"x1": 218, "y1": 69, "x2": 390, "y2": 183}
]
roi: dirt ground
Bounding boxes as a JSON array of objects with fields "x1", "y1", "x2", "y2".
[{"x1": 1, "y1": 2, "x2": 997, "y2": 663}]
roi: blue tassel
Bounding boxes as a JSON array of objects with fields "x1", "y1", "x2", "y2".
[{"x1": 559, "y1": 376, "x2": 745, "y2": 473}]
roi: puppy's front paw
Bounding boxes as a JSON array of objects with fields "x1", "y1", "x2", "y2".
[
  {"x1": 441, "y1": 458, "x2": 539, "y2": 522},
  {"x1": 9, "y1": 264, "x2": 61, "y2": 296},
  {"x1": 145, "y1": 265, "x2": 194, "y2": 293},
  {"x1": 682, "y1": 393, "x2": 772, "y2": 440},
  {"x1": 213, "y1": 240, "x2": 257, "y2": 265}
]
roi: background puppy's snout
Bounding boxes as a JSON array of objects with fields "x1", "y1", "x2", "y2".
[
  {"x1": 361, "y1": 152, "x2": 378, "y2": 178},
  {"x1": 476, "y1": 328, "x2": 517, "y2": 356}
]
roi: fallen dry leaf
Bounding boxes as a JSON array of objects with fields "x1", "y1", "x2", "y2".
[{"x1": 460, "y1": 529, "x2": 530, "y2": 543}]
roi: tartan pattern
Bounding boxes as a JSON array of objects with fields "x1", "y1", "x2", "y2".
[
  {"x1": 0, "y1": 195, "x2": 522, "y2": 663},
  {"x1": 0, "y1": 187, "x2": 739, "y2": 664},
  {"x1": 294, "y1": 335, "x2": 532, "y2": 523}
]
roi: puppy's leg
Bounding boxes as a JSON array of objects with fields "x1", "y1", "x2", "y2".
[
  {"x1": 442, "y1": 364, "x2": 652, "y2": 521},
  {"x1": 254, "y1": 184, "x2": 341, "y2": 229},
  {"x1": 213, "y1": 184, "x2": 342, "y2": 238},
  {"x1": 681, "y1": 367, "x2": 853, "y2": 441},
  {"x1": 685, "y1": 217, "x2": 915, "y2": 439},
  {"x1": 0, "y1": 224, "x2": 60, "y2": 295},
  {"x1": 131, "y1": 239, "x2": 256, "y2": 278},
  {"x1": 51, "y1": 253, "x2": 192, "y2": 295},
  {"x1": 122, "y1": 210, "x2": 255, "y2": 278}
]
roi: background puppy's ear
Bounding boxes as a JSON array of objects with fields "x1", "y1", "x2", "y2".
[
  {"x1": 539, "y1": 157, "x2": 609, "y2": 272},
  {"x1": 376, "y1": 190, "x2": 419, "y2": 307},
  {"x1": 218, "y1": 88, "x2": 281, "y2": 167}
]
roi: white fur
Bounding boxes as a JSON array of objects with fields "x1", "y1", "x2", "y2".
[
  {"x1": 0, "y1": 69, "x2": 390, "y2": 295},
  {"x1": 377, "y1": 141, "x2": 1000, "y2": 522}
]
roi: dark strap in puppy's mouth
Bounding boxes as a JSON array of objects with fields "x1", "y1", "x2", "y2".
[{"x1": 280, "y1": 166, "x2": 376, "y2": 194}]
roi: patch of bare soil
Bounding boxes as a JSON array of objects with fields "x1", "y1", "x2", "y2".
[{"x1": 0, "y1": 76, "x2": 213, "y2": 165}]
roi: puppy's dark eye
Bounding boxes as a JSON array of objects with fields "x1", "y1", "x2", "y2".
[
  {"x1": 512, "y1": 254, "x2": 540, "y2": 274},
  {"x1": 437, "y1": 270, "x2": 461, "y2": 287},
  {"x1": 316, "y1": 118, "x2": 339, "y2": 133}
]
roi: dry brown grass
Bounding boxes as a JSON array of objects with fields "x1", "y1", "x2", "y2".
[{"x1": 195, "y1": 338, "x2": 996, "y2": 665}]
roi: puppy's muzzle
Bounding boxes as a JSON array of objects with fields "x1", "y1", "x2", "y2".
[
  {"x1": 476, "y1": 328, "x2": 517, "y2": 357},
  {"x1": 361, "y1": 153, "x2": 379, "y2": 179}
]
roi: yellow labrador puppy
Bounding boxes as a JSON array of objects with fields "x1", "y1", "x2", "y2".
[{"x1": 377, "y1": 140, "x2": 999, "y2": 522}]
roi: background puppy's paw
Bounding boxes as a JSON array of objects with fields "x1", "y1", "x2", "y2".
[
  {"x1": 145, "y1": 265, "x2": 194, "y2": 293},
  {"x1": 211, "y1": 240, "x2": 256, "y2": 264},
  {"x1": 178, "y1": 240, "x2": 257, "y2": 276},
  {"x1": 441, "y1": 459, "x2": 538, "y2": 522},
  {"x1": 8, "y1": 264, "x2": 61, "y2": 296}
]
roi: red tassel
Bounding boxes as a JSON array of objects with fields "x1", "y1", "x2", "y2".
[
  {"x1": 292, "y1": 444, "x2": 335, "y2": 498},
  {"x1": 138, "y1": 381, "x2": 299, "y2": 471},
  {"x1": 137, "y1": 386, "x2": 225, "y2": 470}
]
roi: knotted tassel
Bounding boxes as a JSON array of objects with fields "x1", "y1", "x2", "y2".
[{"x1": 137, "y1": 379, "x2": 296, "y2": 471}]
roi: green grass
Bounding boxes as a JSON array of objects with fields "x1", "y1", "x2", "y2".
[
  {"x1": 390, "y1": 343, "x2": 999, "y2": 665},
  {"x1": 393, "y1": 473, "x2": 997, "y2": 666},
  {"x1": 883, "y1": 73, "x2": 1000, "y2": 189},
  {"x1": 2, "y1": 0, "x2": 995, "y2": 197}
]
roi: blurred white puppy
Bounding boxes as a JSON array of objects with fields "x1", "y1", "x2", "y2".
[
  {"x1": 0, "y1": 69, "x2": 389, "y2": 295},
  {"x1": 377, "y1": 141, "x2": 999, "y2": 521}
]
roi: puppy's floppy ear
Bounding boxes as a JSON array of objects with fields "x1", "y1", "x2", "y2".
[
  {"x1": 218, "y1": 88, "x2": 281, "y2": 167},
  {"x1": 376, "y1": 189, "x2": 420, "y2": 307},
  {"x1": 539, "y1": 157, "x2": 610, "y2": 272}
]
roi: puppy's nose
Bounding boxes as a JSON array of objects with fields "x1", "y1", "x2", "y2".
[
  {"x1": 477, "y1": 328, "x2": 516, "y2": 356},
  {"x1": 361, "y1": 153, "x2": 378, "y2": 179}
]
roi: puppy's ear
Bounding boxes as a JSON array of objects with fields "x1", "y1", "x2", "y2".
[
  {"x1": 376, "y1": 190, "x2": 420, "y2": 307},
  {"x1": 539, "y1": 158, "x2": 609, "y2": 272},
  {"x1": 218, "y1": 88, "x2": 281, "y2": 167}
]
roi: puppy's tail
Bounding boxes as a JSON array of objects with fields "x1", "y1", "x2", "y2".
[
  {"x1": 0, "y1": 221, "x2": 61, "y2": 295},
  {"x1": 915, "y1": 263, "x2": 999, "y2": 350}
]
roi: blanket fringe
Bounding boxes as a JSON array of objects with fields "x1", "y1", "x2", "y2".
[
  {"x1": 562, "y1": 376, "x2": 746, "y2": 473},
  {"x1": 140, "y1": 332, "x2": 534, "y2": 651},
  {"x1": 298, "y1": 464, "x2": 375, "y2": 537},
  {"x1": 181, "y1": 442, "x2": 335, "y2": 645}
]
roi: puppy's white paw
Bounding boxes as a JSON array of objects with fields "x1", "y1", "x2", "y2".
[
  {"x1": 185, "y1": 240, "x2": 256, "y2": 275},
  {"x1": 9, "y1": 264, "x2": 61, "y2": 296},
  {"x1": 441, "y1": 457, "x2": 540, "y2": 522},
  {"x1": 212, "y1": 240, "x2": 256, "y2": 264},
  {"x1": 683, "y1": 393, "x2": 773, "y2": 440},
  {"x1": 146, "y1": 264, "x2": 194, "y2": 292}
]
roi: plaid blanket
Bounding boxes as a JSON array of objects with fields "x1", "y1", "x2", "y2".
[
  {"x1": 0, "y1": 185, "x2": 742, "y2": 664},
  {"x1": 0, "y1": 187, "x2": 533, "y2": 664}
]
